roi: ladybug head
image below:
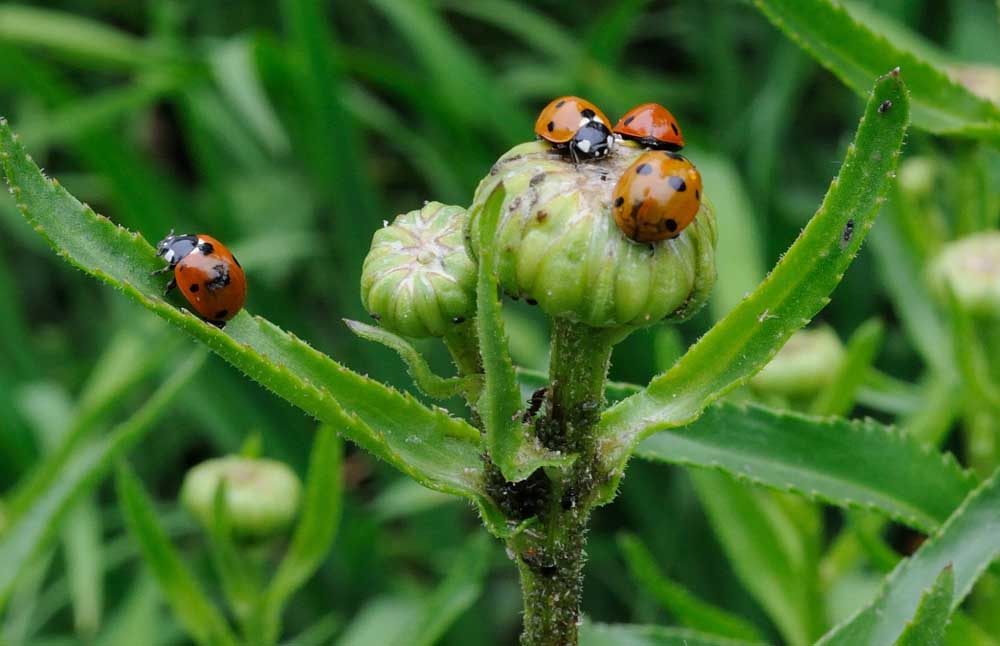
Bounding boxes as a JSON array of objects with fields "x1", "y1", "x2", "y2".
[{"x1": 156, "y1": 230, "x2": 199, "y2": 266}]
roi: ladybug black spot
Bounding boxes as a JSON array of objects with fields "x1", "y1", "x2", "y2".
[
  {"x1": 215, "y1": 309, "x2": 229, "y2": 319},
  {"x1": 580, "y1": 108, "x2": 596, "y2": 119},
  {"x1": 671, "y1": 123, "x2": 679, "y2": 135},
  {"x1": 623, "y1": 115, "x2": 635, "y2": 126},
  {"x1": 636, "y1": 163, "x2": 652, "y2": 175},
  {"x1": 198, "y1": 241, "x2": 214, "y2": 255},
  {"x1": 665, "y1": 218, "x2": 678, "y2": 232},
  {"x1": 695, "y1": 190, "x2": 700, "y2": 200},
  {"x1": 546, "y1": 121, "x2": 555, "y2": 132},
  {"x1": 189, "y1": 284, "x2": 200, "y2": 293},
  {"x1": 556, "y1": 100, "x2": 566, "y2": 108},
  {"x1": 614, "y1": 196, "x2": 625, "y2": 208},
  {"x1": 668, "y1": 176, "x2": 687, "y2": 191}
]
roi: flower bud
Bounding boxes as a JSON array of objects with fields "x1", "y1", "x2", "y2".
[
  {"x1": 466, "y1": 141, "x2": 717, "y2": 328},
  {"x1": 181, "y1": 456, "x2": 301, "y2": 540},
  {"x1": 361, "y1": 202, "x2": 476, "y2": 337},
  {"x1": 929, "y1": 232, "x2": 1000, "y2": 319},
  {"x1": 750, "y1": 327, "x2": 845, "y2": 396}
]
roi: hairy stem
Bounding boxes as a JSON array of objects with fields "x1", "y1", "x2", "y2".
[
  {"x1": 444, "y1": 318, "x2": 485, "y2": 413},
  {"x1": 512, "y1": 319, "x2": 615, "y2": 646}
]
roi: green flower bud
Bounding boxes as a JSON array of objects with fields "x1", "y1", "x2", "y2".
[
  {"x1": 897, "y1": 157, "x2": 937, "y2": 198},
  {"x1": 750, "y1": 326, "x2": 845, "y2": 396},
  {"x1": 466, "y1": 141, "x2": 717, "y2": 328},
  {"x1": 929, "y1": 232, "x2": 1000, "y2": 319},
  {"x1": 361, "y1": 202, "x2": 476, "y2": 337},
  {"x1": 181, "y1": 456, "x2": 301, "y2": 540}
]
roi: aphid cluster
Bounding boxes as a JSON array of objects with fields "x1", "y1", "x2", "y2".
[{"x1": 534, "y1": 96, "x2": 702, "y2": 243}]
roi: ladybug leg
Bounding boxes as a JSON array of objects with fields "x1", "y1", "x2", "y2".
[
  {"x1": 162, "y1": 277, "x2": 177, "y2": 296},
  {"x1": 151, "y1": 264, "x2": 173, "y2": 276},
  {"x1": 569, "y1": 145, "x2": 580, "y2": 167}
]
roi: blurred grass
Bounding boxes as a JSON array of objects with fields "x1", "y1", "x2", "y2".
[{"x1": 0, "y1": 0, "x2": 999, "y2": 644}]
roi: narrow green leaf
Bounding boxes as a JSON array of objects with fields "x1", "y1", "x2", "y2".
[
  {"x1": 345, "y1": 319, "x2": 479, "y2": 400},
  {"x1": 283, "y1": 613, "x2": 342, "y2": 646},
  {"x1": 819, "y1": 468, "x2": 1000, "y2": 645},
  {"x1": 689, "y1": 471, "x2": 823, "y2": 645},
  {"x1": 262, "y1": 426, "x2": 343, "y2": 644},
  {"x1": 62, "y1": 501, "x2": 103, "y2": 637},
  {"x1": 637, "y1": 402, "x2": 975, "y2": 533},
  {"x1": 810, "y1": 318, "x2": 885, "y2": 416},
  {"x1": 207, "y1": 484, "x2": 259, "y2": 625},
  {"x1": 477, "y1": 183, "x2": 573, "y2": 481},
  {"x1": 751, "y1": 0, "x2": 1000, "y2": 142},
  {"x1": 596, "y1": 71, "x2": 909, "y2": 497},
  {"x1": 410, "y1": 535, "x2": 492, "y2": 646},
  {"x1": 895, "y1": 566, "x2": 954, "y2": 646},
  {"x1": 617, "y1": 533, "x2": 764, "y2": 641},
  {"x1": 335, "y1": 597, "x2": 422, "y2": 646},
  {"x1": 0, "y1": 5, "x2": 169, "y2": 69},
  {"x1": 579, "y1": 622, "x2": 769, "y2": 646},
  {"x1": 115, "y1": 466, "x2": 238, "y2": 646},
  {"x1": 0, "y1": 120, "x2": 502, "y2": 525},
  {"x1": 95, "y1": 575, "x2": 164, "y2": 646},
  {"x1": 0, "y1": 353, "x2": 206, "y2": 607}
]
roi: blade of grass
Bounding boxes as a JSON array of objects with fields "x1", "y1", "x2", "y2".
[
  {"x1": 115, "y1": 465, "x2": 238, "y2": 646},
  {"x1": 896, "y1": 566, "x2": 954, "y2": 646},
  {"x1": 810, "y1": 318, "x2": 885, "y2": 416}
]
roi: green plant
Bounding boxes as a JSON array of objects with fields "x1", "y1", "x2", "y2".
[{"x1": 3, "y1": 1, "x2": 1000, "y2": 645}]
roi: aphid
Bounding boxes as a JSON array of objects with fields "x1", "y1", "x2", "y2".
[
  {"x1": 154, "y1": 232, "x2": 246, "y2": 328},
  {"x1": 612, "y1": 151, "x2": 703, "y2": 242},
  {"x1": 841, "y1": 218, "x2": 855, "y2": 249},
  {"x1": 522, "y1": 387, "x2": 548, "y2": 423}
]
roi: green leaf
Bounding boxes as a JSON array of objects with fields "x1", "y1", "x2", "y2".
[
  {"x1": 616, "y1": 533, "x2": 764, "y2": 641},
  {"x1": 207, "y1": 483, "x2": 259, "y2": 626},
  {"x1": 345, "y1": 319, "x2": 479, "y2": 400},
  {"x1": 895, "y1": 566, "x2": 954, "y2": 646},
  {"x1": 0, "y1": 5, "x2": 170, "y2": 70},
  {"x1": 0, "y1": 352, "x2": 206, "y2": 607},
  {"x1": 818, "y1": 468, "x2": 1000, "y2": 645},
  {"x1": 477, "y1": 183, "x2": 573, "y2": 481},
  {"x1": 262, "y1": 426, "x2": 343, "y2": 644},
  {"x1": 62, "y1": 501, "x2": 103, "y2": 637},
  {"x1": 811, "y1": 318, "x2": 885, "y2": 416},
  {"x1": 0, "y1": 120, "x2": 504, "y2": 528},
  {"x1": 579, "y1": 622, "x2": 769, "y2": 646},
  {"x1": 637, "y1": 402, "x2": 975, "y2": 533},
  {"x1": 596, "y1": 70, "x2": 909, "y2": 497},
  {"x1": 750, "y1": 0, "x2": 1000, "y2": 142},
  {"x1": 689, "y1": 471, "x2": 823, "y2": 645},
  {"x1": 409, "y1": 534, "x2": 492, "y2": 646},
  {"x1": 115, "y1": 465, "x2": 238, "y2": 646}
]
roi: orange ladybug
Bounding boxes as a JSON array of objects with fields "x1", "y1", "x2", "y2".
[
  {"x1": 154, "y1": 232, "x2": 247, "y2": 328},
  {"x1": 534, "y1": 96, "x2": 615, "y2": 162},
  {"x1": 613, "y1": 103, "x2": 685, "y2": 151},
  {"x1": 612, "y1": 151, "x2": 702, "y2": 242}
]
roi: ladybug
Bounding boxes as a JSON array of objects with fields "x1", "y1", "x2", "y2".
[
  {"x1": 612, "y1": 151, "x2": 702, "y2": 243},
  {"x1": 534, "y1": 96, "x2": 615, "y2": 162},
  {"x1": 154, "y1": 232, "x2": 246, "y2": 328},
  {"x1": 613, "y1": 103, "x2": 684, "y2": 151}
]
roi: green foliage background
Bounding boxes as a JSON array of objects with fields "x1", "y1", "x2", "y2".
[{"x1": 0, "y1": 0, "x2": 998, "y2": 644}]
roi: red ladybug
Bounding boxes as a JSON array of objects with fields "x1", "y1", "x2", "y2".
[
  {"x1": 534, "y1": 96, "x2": 615, "y2": 162},
  {"x1": 154, "y1": 232, "x2": 246, "y2": 328},
  {"x1": 612, "y1": 151, "x2": 702, "y2": 243},
  {"x1": 613, "y1": 103, "x2": 685, "y2": 151}
]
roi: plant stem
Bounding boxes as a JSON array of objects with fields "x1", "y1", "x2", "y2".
[
  {"x1": 444, "y1": 318, "x2": 485, "y2": 412},
  {"x1": 511, "y1": 318, "x2": 616, "y2": 646}
]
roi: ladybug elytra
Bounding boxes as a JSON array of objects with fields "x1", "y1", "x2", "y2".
[
  {"x1": 612, "y1": 151, "x2": 702, "y2": 243},
  {"x1": 534, "y1": 96, "x2": 615, "y2": 162},
  {"x1": 613, "y1": 103, "x2": 685, "y2": 151}
]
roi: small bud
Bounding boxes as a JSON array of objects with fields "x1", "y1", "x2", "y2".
[
  {"x1": 750, "y1": 326, "x2": 845, "y2": 396},
  {"x1": 181, "y1": 456, "x2": 301, "y2": 539},
  {"x1": 361, "y1": 202, "x2": 476, "y2": 337},
  {"x1": 929, "y1": 232, "x2": 1000, "y2": 319},
  {"x1": 897, "y1": 157, "x2": 937, "y2": 198},
  {"x1": 467, "y1": 141, "x2": 717, "y2": 328}
]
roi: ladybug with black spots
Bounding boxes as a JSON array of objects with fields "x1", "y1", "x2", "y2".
[
  {"x1": 534, "y1": 96, "x2": 615, "y2": 163},
  {"x1": 154, "y1": 232, "x2": 247, "y2": 328},
  {"x1": 613, "y1": 103, "x2": 685, "y2": 151},
  {"x1": 612, "y1": 151, "x2": 702, "y2": 243}
]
